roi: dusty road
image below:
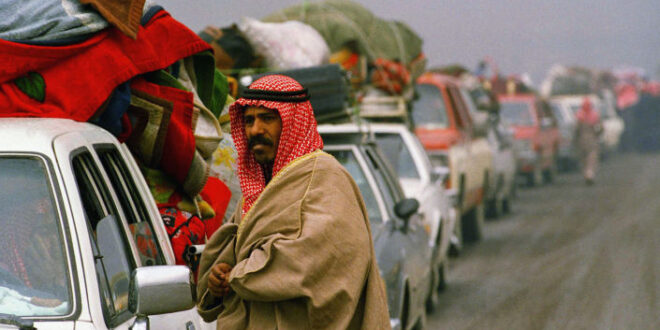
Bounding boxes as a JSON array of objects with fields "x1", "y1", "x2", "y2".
[{"x1": 428, "y1": 153, "x2": 660, "y2": 329}]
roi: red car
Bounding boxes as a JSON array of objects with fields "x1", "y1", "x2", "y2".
[
  {"x1": 412, "y1": 73, "x2": 493, "y2": 243},
  {"x1": 498, "y1": 94, "x2": 560, "y2": 186}
]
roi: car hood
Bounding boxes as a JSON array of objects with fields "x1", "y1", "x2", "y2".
[{"x1": 414, "y1": 127, "x2": 459, "y2": 150}]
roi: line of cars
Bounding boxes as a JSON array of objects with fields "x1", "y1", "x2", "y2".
[
  {"x1": 315, "y1": 71, "x2": 519, "y2": 329},
  {"x1": 319, "y1": 70, "x2": 625, "y2": 329}
]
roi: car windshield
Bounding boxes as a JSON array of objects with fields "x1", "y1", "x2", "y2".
[
  {"x1": 0, "y1": 156, "x2": 72, "y2": 317},
  {"x1": 373, "y1": 133, "x2": 420, "y2": 179},
  {"x1": 500, "y1": 100, "x2": 535, "y2": 126},
  {"x1": 411, "y1": 84, "x2": 449, "y2": 128},
  {"x1": 326, "y1": 149, "x2": 383, "y2": 225}
]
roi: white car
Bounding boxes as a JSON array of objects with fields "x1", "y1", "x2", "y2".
[
  {"x1": 0, "y1": 118, "x2": 211, "y2": 330},
  {"x1": 550, "y1": 94, "x2": 624, "y2": 154},
  {"x1": 484, "y1": 115, "x2": 517, "y2": 217},
  {"x1": 319, "y1": 123, "x2": 456, "y2": 271},
  {"x1": 549, "y1": 97, "x2": 579, "y2": 168}
]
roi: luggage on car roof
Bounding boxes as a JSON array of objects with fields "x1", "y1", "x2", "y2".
[{"x1": 239, "y1": 64, "x2": 351, "y2": 123}]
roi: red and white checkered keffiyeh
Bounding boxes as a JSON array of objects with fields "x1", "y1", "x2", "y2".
[{"x1": 229, "y1": 75, "x2": 323, "y2": 216}]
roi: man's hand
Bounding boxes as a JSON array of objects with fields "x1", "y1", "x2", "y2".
[{"x1": 208, "y1": 263, "x2": 233, "y2": 298}]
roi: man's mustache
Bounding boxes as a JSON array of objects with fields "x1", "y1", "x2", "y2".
[{"x1": 248, "y1": 135, "x2": 274, "y2": 149}]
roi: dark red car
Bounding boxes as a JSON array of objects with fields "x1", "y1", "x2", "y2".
[{"x1": 498, "y1": 94, "x2": 560, "y2": 186}]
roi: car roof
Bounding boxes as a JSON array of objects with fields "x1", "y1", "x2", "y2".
[
  {"x1": 0, "y1": 118, "x2": 106, "y2": 153},
  {"x1": 318, "y1": 122, "x2": 409, "y2": 134},
  {"x1": 548, "y1": 94, "x2": 599, "y2": 104},
  {"x1": 498, "y1": 93, "x2": 537, "y2": 102},
  {"x1": 417, "y1": 72, "x2": 462, "y2": 87}
]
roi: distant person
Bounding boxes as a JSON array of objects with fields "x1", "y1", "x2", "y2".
[
  {"x1": 196, "y1": 75, "x2": 389, "y2": 329},
  {"x1": 574, "y1": 98, "x2": 602, "y2": 184}
]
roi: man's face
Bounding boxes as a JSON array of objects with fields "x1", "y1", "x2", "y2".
[{"x1": 244, "y1": 106, "x2": 282, "y2": 164}]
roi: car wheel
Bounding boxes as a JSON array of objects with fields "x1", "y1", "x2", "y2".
[
  {"x1": 462, "y1": 203, "x2": 484, "y2": 243},
  {"x1": 426, "y1": 253, "x2": 448, "y2": 312},
  {"x1": 543, "y1": 157, "x2": 557, "y2": 183},
  {"x1": 486, "y1": 197, "x2": 503, "y2": 219},
  {"x1": 425, "y1": 266, "x2": 440, "y2": 313},
  {"x1": 400, "y1": 286, "x2": 410, "y2": 330},
  {"x1": 437, "y1": 259, "x2": 448, "y2": 292},
  {"x1": 502, "y1": 196, "x2": 512, "y2": 214},
  {"x1": 412, "y1": 310, "x2": 426, "y2": 330}
]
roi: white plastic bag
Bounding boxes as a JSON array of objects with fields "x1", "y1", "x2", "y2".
[{"x1": 239, "y1": 17, "x2": 329, "y2": 69}]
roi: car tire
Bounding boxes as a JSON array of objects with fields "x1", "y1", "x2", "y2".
[
  {"x1": 425, "y1": 267, "x2": 439, "y2": 313},
  {"x1": 486, "y1": 197, "x2": 503, "y2": 219},
  {"x1": 426, "y1": 253, "x2": 448, "y2": 312},
  {"x1": 502, "y1": 196, "x2": 512, "y2": 214},
  {"x1": 543, "y1": 156, "x2": 557, "y2": 184},
  {"x1": 412, "y1": 311, "x2": 426, "y2": 330},
  {"x1": 462, "y1": 203, "x2": 485, "y2": 243},
  {"x1": 400, "y1": 286, "x2": 410, "y2": 330}
]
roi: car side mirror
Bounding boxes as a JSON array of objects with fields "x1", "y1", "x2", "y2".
[
  {"x1": 394, "y1": 198, "x2": 419, "y2": 233},
  {"x1": 431, "y1": 166, "x2": 450, "y2": 184},
  {"x1": 394, "y1": 198, "x2": 419, "y2": 220},
  {"x1": 128, "y1": 265, "x2": 195, "y2": 330}
]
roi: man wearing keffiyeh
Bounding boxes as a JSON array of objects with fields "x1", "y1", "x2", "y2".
[{"x1": 196, "y1": 75, "x2": 389, "y2": 329}]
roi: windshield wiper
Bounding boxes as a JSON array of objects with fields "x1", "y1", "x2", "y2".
[{"x1": 0, "y1": 313, "x2": 36, "y2": 330}]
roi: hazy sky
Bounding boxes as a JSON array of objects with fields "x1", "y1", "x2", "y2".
[{"x1": 156, "y1": 0, "x2": 660, "y2": 85}]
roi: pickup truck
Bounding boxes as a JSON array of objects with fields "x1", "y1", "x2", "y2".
[
  {"x1": 0, "y1": 118, "x2": 211, "y2": 330},
  {"x1": 412, "y1": 73, "x2": 493, "y2": 243}
]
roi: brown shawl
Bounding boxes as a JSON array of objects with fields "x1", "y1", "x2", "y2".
[{"x1": 196, "y1": 151, "x2": 390, "y2": 329}]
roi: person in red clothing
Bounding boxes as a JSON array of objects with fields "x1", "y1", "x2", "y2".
[{"x1": 574, "y1": 97, "x2": 603, "y2": 184}]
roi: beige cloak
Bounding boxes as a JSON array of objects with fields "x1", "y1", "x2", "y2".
[{"x1": 196, "y1": 150, "x2": 390, "y2": 329}]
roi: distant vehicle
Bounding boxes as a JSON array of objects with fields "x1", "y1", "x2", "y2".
[
  {"x1": 550, "y1": 94, "x2": 624, "y2": 155},
  {"x1": 321, "y1": 135, "x2": 433, "y2": 330},
  {"x1": 320, "y1": 123, "x2": 455, "y2": 287},
  {"x1": 412, "y1": 74, "x2": 493, "y2": 243},
  {"x1": 498, "y1": 94, "x2": 560, "y2": 186},
  {"x1": 484, "y1": 114, "x2": 517, "y2": 217},
  {"x1": 0, "y1": 118, "x2": 206, "y2": 330},
  {"x1": 464, "y1": 82, "x2": 516, "y2": 217},
  {"x1": 548, "y1": 97, "x2": 579, "y2": 169}
]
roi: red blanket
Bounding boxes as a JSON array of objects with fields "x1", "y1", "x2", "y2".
[{"x1": 0, "y1": 10, "x2": 210, "y2": 120}]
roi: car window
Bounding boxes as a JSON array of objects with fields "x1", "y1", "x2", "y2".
[
  {"x1": 549, "y1": 103, "x2": 564, "y2": 123},
  {"x1": 0, "y1": 155, "x2": 72, "y2": 317},
  {"x1": 411, "y1": 84, "x2": 449, "y2": 128},
  {"x1": 460, "y1": 88, "x2": 480, "y2": 116},
  {"x1": 374, "y1": 133, "x2": 420, "y2": 179},
  {"x1": 96, "y1": 145, "x2": 165, "y2": 267},
  {"x1": 71, "y1": 152, "x2": 135, "y2": 326},
  {"x1": 363, "y1": 147, "x2": 405, "y2": 206},
  {"x1": 448, "y1": 87, "x2": 472, "y2": 128},
  {"x1": 500, "y1": 101, "x2": 536, "y2": 126},
  {"x1": 326, "y1": 149, "x2": 383, "y2": 225}
]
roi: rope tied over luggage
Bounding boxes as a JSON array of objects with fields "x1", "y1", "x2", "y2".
[{"x1": 240, "y1": 88, "x2": 310, "y2": 102}]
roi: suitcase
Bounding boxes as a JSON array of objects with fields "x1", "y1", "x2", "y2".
[{"x1": 239, "y1": 64, "x2": 352, "y2": 123}]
